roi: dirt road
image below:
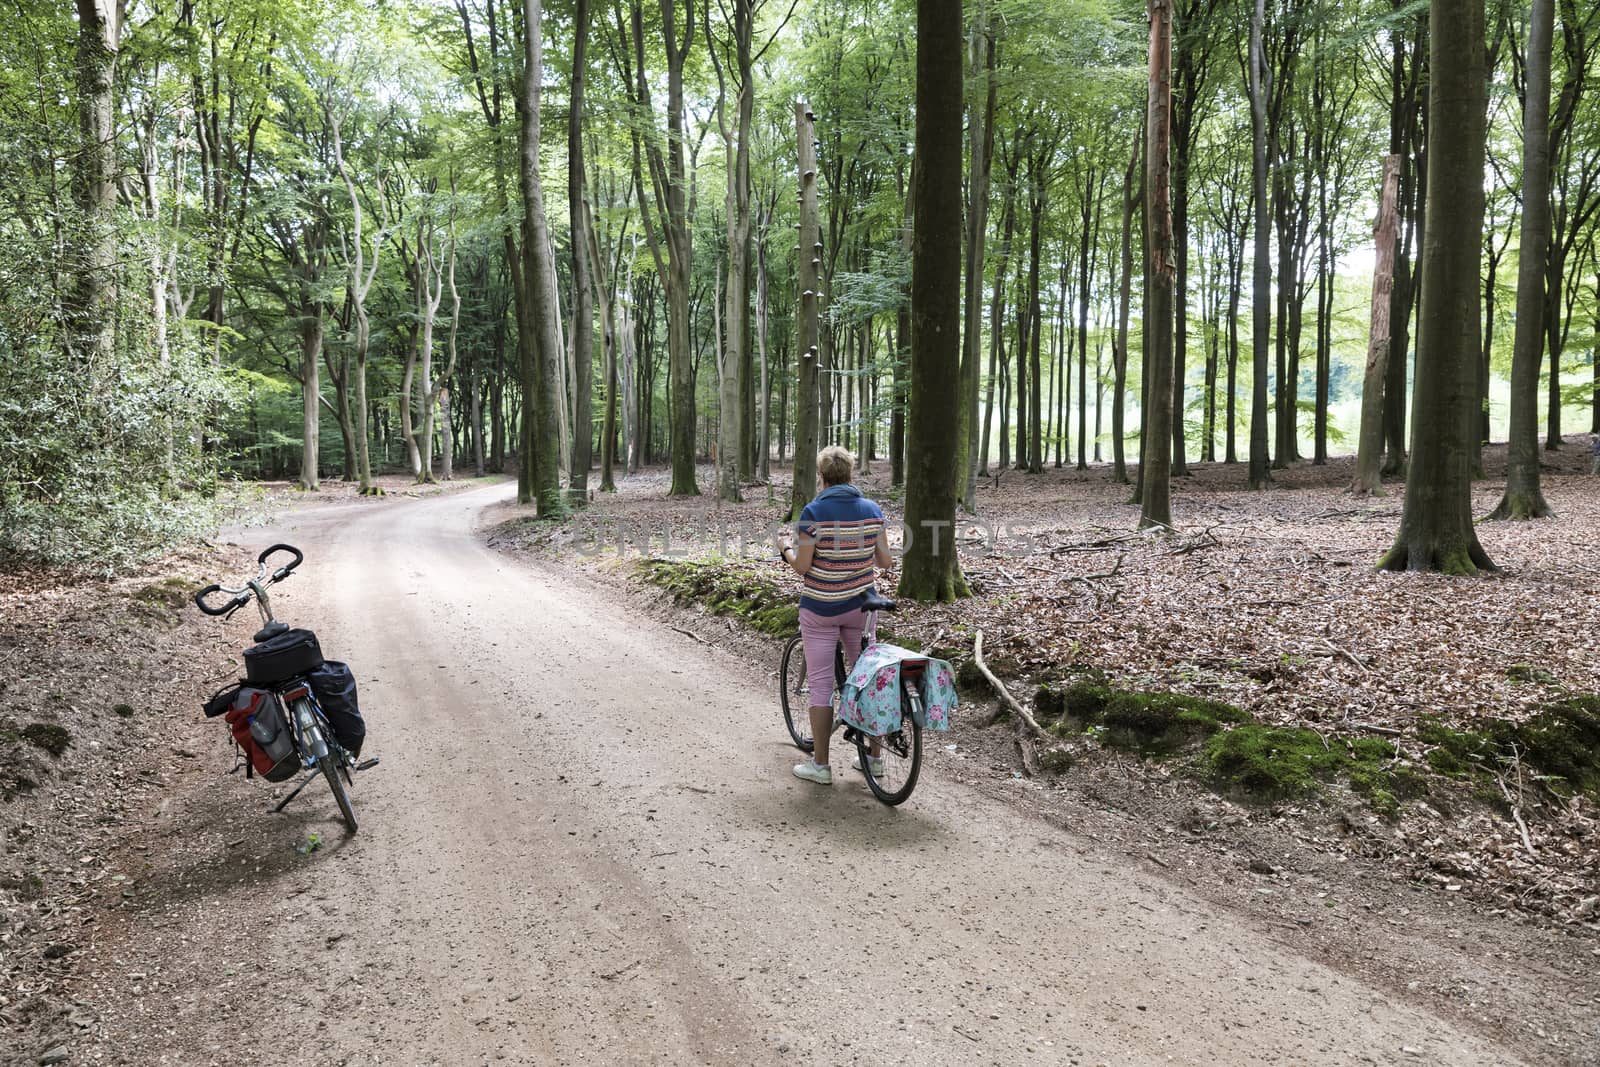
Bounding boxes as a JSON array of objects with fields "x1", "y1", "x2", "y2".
[{"x1": 79, "y1": 483, "x2": 1523, "y2": 1065}]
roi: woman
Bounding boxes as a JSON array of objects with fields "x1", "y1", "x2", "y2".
[{"x1": 777, "y1": 446, "x2": 893, "y2": 785}]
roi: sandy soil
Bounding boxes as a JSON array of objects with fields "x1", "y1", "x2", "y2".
[{"x1": 18, "y1": 480, "x2": 1554, "y2": 1066}]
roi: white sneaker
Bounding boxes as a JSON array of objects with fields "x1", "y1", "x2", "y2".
[
  {"x1": 793, "y1": 760, "x2": 833, "y2": 785},
  {"x1": 852, "y1": 753, "x2": 887, "y2": 776}
]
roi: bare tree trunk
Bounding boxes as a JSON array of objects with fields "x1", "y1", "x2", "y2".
[
  {"x1": 1141, "y1": 0, "x2": 1176, "y2": 527},
  {"x1": 959, "y1": 8, "x2": 996, "y2": 511},
  {"x1": 1491, "y1": 0, "x2": 1555, "y2": 519},
  {"x1": 568, "y1": 0, "x2": 595, "y2": 501},
  {"x1": 899, "y1": 0, "x2": 970, "y2": 602},
  {"x1": 520, "y1": 0, "x2": 566, "y2": 516},
  {"x1": 1353, "y1": 155, "x2": 1401, "y2": 495},
  {"x1": 1245, "y1": 0, "x2": 1272, "y2": 490},
  {"x1": 1113, "y1": 122, "x2": 1140, "y2": 485},
  {"x1": 791, "y1": 102, "x2": 822, "y2": 519},
  {"x1": 1380, "y1": 0, "x2": 1495, "y2": 574},
  {"x1": 70, "y1": 0, "x2": 121, "y2": 370}
]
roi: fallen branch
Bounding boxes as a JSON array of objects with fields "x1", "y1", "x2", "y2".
[
  {"x1": 670, "y1": 625, "x2": 708, "y2": 645},
  {"x1": 1346, "y1": 721, "x2": 1404, "y2": 738},
  {"x1": 974, "y1": 629, "x2": 1047, "y2": 738}
]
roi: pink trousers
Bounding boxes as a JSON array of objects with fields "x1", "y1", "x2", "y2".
[{"x1": 798, "y1": 607, "x2": 867, "y2": 708}]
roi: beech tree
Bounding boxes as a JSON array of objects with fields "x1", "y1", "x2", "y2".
[
  {"x1": 1380, "y1": 0, "x2": 1496, "y2": 575},
  {"x1": 899, "y1": 0, "x2": 969, "y2": 603}
]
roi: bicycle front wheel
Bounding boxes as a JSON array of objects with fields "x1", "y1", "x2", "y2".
[
  {"x1": 779, "y1": 635, "x2": 814, "y2": 752},
  {"x1": 859, "y1": 687, "x2": 923, "y2": 806},
  {"x1": 320, "y1": 744, "x2": 358, "y2": 833}
]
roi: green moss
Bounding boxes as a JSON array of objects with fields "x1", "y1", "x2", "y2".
[
  {"x1": 1034, "y1": 681, "x2": 1246, "y2": 753},
  {"x1": 1038, "y1": 748, "x2": 1076, "y2": 775},
  {"x1": 112, "y1": 703, "x2": 135, "y2": 718},
  {"x1": 638, "y1": 559, "x2": 797, "y2": 636},
  {"x1": 21, "y1": 723, "x2": 71, "y2": 757},
  {"x1": 1417, "y1": 716, "x2": 1493, "y2": 777},
  {"x1": 1418, "y1": 699, "x2": 1600, "y2": 799},
  {"x1": 1205, "y1": 725, "x2": 1345, "y2": 797},
  {"x1": 133, "y1": 576, "x2": 193, "y2": 610},
  {"x1": 1498, "y1": 697, "x2": 1600, "y2": 797},
  {"x1": 1506, "y1": 663, "x2": 1559, "y2": 686},
  {"x1": 956, "y1": 659, "x2": 987, "y2": 692}
]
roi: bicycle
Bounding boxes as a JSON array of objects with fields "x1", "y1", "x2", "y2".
[
  {"x1": 195, "y1": 545, "x2": 375, "y2": 834},
  {"x1": 779, "y1": 592, "x2": 925, "y2": 806}
]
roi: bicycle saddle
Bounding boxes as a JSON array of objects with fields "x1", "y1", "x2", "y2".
[
  {"x1": 253, "y1": 620, "x2": 290, "y2": 643},
  {"x1": 861, "y1": 593, "x2": 897, "y2": 614}
]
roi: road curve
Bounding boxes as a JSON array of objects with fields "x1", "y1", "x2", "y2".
[{"x1": 169, "y1": 482, "x2": 1516, "y2": 1065}]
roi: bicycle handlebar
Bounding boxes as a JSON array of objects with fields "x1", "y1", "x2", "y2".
[
  {"x1": 193, "y1": 543, "x2": 304, "y2": 617},
  {"x1": 259, "y1": 543, "x2": 304, "y2": 582}
]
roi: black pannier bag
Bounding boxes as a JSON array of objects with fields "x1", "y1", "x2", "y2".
[
  {"x1": 243, "y1": 627, "x2": 324, "y2": 685},
  {"x1": 308, "y1": 660, "x2": 365, "y2": 758}
]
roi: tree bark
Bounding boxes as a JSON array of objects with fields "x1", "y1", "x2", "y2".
[
  {"x1": 1380, "y1": 0, "x2": 1495, "y2": 574},
  {"x1": 1353, "y1": 155, "x2": 1401, "y2": 495},
  {"x1": 958, "y1": 10, "x2": 996, "y2": 510},
  {"x1": 1142, "y1": 0, "x2": 1176, "y2": 529},
  {"x1": 1245, "y1": 0, "x2": 1272, "y2": 490},
  {"x1": 790, "y1": 102, "x2": 822, "y2": 520},
  {"x1": 1491, "y1": 0, "x2": 1555, "y2": 519},
  {"x1": 1112, "y1": 123, "x2": 1140, "y2": 486},
  {"x1": 899, "y1": 0, "x2": 970, "y2": 602},
  {"x1": 519, "y1": 0, "x2": 566, "y2": 516}
]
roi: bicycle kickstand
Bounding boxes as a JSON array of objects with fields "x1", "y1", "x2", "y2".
[{"x1": 272, "y1": 770, "x2": 320, "y2": 813}]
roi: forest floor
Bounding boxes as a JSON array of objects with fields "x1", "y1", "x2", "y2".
[{"x1": 485, "y1": 439, "x2": 1600, "y2": 1060}]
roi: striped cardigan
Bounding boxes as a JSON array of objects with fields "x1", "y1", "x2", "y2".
[{"x1": 797, "y1": 484, "x2": 885, "y2": 616}]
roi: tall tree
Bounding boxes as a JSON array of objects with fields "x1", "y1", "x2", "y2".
[
  {"x1": 568, "y1": 0, "x2": 596, "y2": 501},
  {"x1": 70, "y1": 0, "x2": 122, "y2": 369},
  {"x1": 1142, "y1": 0, "x2": 1176, "y2": 528},
  {"x1": 1244, "y1": 0, "x2": 1272, "y2": 489},
  {"x1": 790, "y1": 102, "x2": 822, "y2": 521},
  {"x1": 519, "y1": 0, "x2": 565, "y2": 516},
  {"x1": 899, "y1": 0, "x2": 969, "y2": 602},
  {"x1": 1380, "y1": 0, "x2": 1495, "y2": 574},
  {"x1": 1492, "y1": 0, "x2": 1556, "y2": 519}
]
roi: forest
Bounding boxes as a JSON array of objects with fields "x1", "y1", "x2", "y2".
[{"x1": 2, "y1": 0, "x2": 1599, "y2": 581}]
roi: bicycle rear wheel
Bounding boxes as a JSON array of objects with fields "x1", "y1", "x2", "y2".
[
  {"x1": 858, "y1": 687, "x2": 923, "y2": 806},
  {"x1": 779, "y1": 635, "x2": 814, "y2": 752},
  {"x1": 320, "y1": 742, "x2": 358, "y2": 834}
]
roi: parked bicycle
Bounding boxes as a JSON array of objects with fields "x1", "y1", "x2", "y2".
[
  {"x1": 779, "y1": 592, "x2": 925, "y2": 806},
  {"x1": 196, "y1": 545, "x2": 374, "y2": 834}
]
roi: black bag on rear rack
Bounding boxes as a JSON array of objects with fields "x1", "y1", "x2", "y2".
[
  {"x1": 243, "y1": 627, "x2": 324, "y2": 685},
  {"x1": 308, "y1": 660, "x2": 364, "y2": 758}
]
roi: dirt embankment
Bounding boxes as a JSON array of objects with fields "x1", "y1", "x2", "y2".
[{"x1": 0, "y1": 544, "x2": 251, "y2": 1065}]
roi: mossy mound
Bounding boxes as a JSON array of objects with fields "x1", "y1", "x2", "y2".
[
  {"x1": 1035, "y1": 681, "x2": 1247, "y2": 755},
  {"x1": 133, "y1": 576, "x2": 193, "y2": 611},
  {"x1": 1418, "y1": 697, "x2": 1600, "y2": 799},
  {"x1": 638, "y1": 559, "x2": 798, "y2": 637},
  {"x1": 1204, "y1": 725, "x2": 1414, "y2": 810}
]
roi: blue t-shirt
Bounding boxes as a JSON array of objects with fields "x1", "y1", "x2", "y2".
[{"x1": 796, "y1": 484, "x2": 886, "y2": 616}]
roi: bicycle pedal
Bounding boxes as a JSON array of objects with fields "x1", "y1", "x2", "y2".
[{"x1": 355, "y1": 758, "x2": 380, "y2": 771}]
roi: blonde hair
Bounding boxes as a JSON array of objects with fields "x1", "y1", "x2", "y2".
[{"x1": 817, "y1": 445, "x2": 856, "y2": 486}]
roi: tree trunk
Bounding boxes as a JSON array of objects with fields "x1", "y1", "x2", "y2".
[
  {"x1": 520, "y1": 0, "x2": 566, "y2": 516},
  {"x1": 791, "y1": 102, "x2": 822, "y2": 520},
  {"x1": 568, "y1": 0, "x2": 595, "y2": 501},
  {"x1": 70, "y1": 0, "x2": 120, "y2": 371},
  {"x1": 1380, "y1": 0, "x2": 1495, "y2": 574},
  {"x1": 1353, "y1": 155, "x2": 1401, "y2": 495},
  {"x1": 899, "y1": 0, "x2": 970, "y2": 602},
  {"x1": 958, "y1": 10, "x2": 996, "y2": 510},
  {"x1": 1113, "y1": 123, "x2": 1140, "y2": 485},
  {"x1": 1142, "y1": 0, "x2": 1176, "y2": 528},
  {"x1": 1491, "y1": 0, "x2": 1555, "y2": 519},
  {"x1": 1246, "y1": 0, "x2": 1272, "y2": 490}
]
